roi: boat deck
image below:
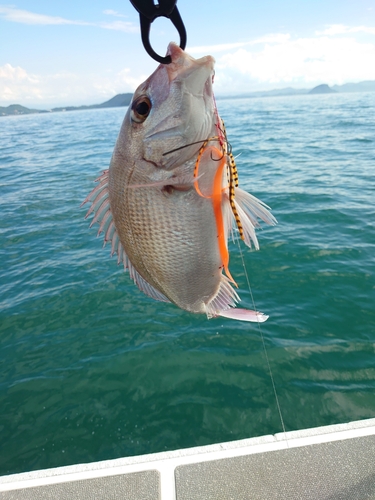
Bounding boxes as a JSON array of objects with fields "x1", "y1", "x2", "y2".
[{"x1": 1, "y1": 417, "x2": 375, "y2": 499}]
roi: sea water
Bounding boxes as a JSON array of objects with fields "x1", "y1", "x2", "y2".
[{"x1": 0, "y1": 92, "x2": 374, "y2": 475}]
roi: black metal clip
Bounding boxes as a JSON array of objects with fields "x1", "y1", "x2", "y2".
[{"x1": 130, "y1": 0, "x2": 187, "y2": 64}]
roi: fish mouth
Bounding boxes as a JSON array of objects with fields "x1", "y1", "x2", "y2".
[
  {"x1": 140, "y1": 43, "x2": 216, "y2": 170},
  {"x1": 165, "y1": 42, "x2": 215, "y2": 96}
]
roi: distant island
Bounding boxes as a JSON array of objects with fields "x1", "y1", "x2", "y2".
[
  {"x1": 309, "y1": 84, "x2": 336, "y2": 94},
  {"x1": 1, "y1": 80, "x2": 375, "y2": 117},
  {"x1": 0, "y1": 93, "x2": 133, "y2": 117},
  {"x1": 0, "y1": 104, "x2": 47, "y2": 116}
]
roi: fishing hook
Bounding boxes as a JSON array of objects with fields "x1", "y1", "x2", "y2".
[
  {"x1": 210, "y1": 149, "x2": 225, "y2": 161},
  {"x1": 130, "y1": 0, "x2": 187, "y2": 64}
]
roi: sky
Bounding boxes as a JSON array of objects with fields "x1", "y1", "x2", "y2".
[{"x1": 1, "y1": 0, "x2": 375, "y2": 108}]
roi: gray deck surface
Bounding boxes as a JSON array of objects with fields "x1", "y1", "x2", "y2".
[
  {"x1": 0, "y1": 470, "x2": 160, "y2": 500},
  {"x1": 1, "y1": 418, "x2": 375, "y2": 499},
  {"x1": 175, "y1": 434, "x2": 375, "y2": 500}
]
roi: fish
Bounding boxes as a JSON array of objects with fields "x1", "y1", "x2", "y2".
[{"x1": 82, "y1": 42, "x2": 276, "y2": 322}]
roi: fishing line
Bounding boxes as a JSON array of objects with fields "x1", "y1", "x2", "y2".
[{"x1": 236, "y1": 239, "x2": 289, "y2": 446}]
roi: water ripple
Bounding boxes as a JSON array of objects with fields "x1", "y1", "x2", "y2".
[{"x1": 0, "y1": 95, "x2": 374, "y2": 475}]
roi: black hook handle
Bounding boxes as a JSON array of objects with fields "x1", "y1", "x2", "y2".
[{"x1": 130, "y1": 0, "x2": 187, "y2": 64}]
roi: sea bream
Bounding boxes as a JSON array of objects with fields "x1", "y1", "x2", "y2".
[{"x1": 82, "y1": 42, "x2": 276, "y2": 322}]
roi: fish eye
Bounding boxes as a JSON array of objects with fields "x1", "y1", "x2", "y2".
[{"x1": 131, "y1": 96, "x2": 151, "y2": 123}]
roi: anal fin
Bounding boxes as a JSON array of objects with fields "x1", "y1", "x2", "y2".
[
  {"x1": 205, "y1": 275, "x2": 240, "y2": 319},
  {"x1": 128, "y1": 260, "x2": 170, "y2": 303}
]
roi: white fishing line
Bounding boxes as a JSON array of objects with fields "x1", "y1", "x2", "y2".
[{"x1": 236, "y1": 239, "x2": 289, "y2": 446}]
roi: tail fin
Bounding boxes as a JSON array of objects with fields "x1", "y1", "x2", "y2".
[{"x1": 219, "y1": 308, "x2": 269, "y2": 323}]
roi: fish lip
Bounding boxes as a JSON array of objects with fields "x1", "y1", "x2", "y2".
[
  {"x1": 165, "y1": 42, "x2": 215, "y2": 87},
  {"x1": 166, "y1": 42, "x2": 215, "y2": 68}
]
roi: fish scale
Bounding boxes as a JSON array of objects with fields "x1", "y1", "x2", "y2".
[{"x1": 115, "y1": 164, "x2": 222, "y2": 312}]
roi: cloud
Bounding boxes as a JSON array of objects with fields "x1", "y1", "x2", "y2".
[
  {"x1": 189, "y1": 34, "x2": 290, "y2": 55},
  {"x1": 103, "y1": 10, "x2": 128, "y2": 18},
  {"x1": 0, "y1": 63, "x2": 38, "y2": 83},
  {"x1": 317, "y1": 24, "x2": 375, "y2": 36},
  {"x1": 101, "y1": 9, "x2": 138, "y2": 31},
  {"x1": 0, "y1": 5, "x2": 138, "y2": 31},
  {"x1": 0, "y1": 63, "x2": 40, "y2": 102},
  {"x1": 100, "y1": 20, "x2": 139, "y2": 33},
  {"x1": 0, "y1": 5, "x2": 90, "y2": 25},
  {"x1": 2, "y1": 15, "x2": 375, "y2": 105},
  {"x1": 0, "y1": 63, "x2": 145, "y2": 107},
  {"x1": 0, "y1": 64, "x2": 45, "y2": 103},
  {"x1": 212, "y1": 30, "x2": 375, "y2": 93}
]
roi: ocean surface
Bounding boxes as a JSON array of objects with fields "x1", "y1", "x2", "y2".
[{"x1": 0, "y1": 91, "x2": 374, "y2": 476}]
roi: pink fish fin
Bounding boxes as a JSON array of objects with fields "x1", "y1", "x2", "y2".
[
  {"x1": 82, "y1": 170, "x2": 130, "y2": 267},
  {"x1": 81, "y1": 170, "x2": 109, "y2": 209},
  {"x1": 81, "y1": 170, "x2": 109, "y2": 219},
  {"x1": 219, "y1": 308, "x2": 269, "y2": 323},
  {"x1": 103, "y1": 220, "x2": 115, "y2": 247},
  {"x1": 127, "y1": 260, "x2": 170, "y2": 303},
  {"x1": 82, "y1": 171, "x2": 113, "y2": 242},
  {"x1": 233, "y1": 188, "x2": 277, "y2": 249},
  {"x1": 205, "y1": 275, "x2": 240, "y2": 319},
  {"x1": 108, "y1": 228, "x2": 129, "y2": 269}
]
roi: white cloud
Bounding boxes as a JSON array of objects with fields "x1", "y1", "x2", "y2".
[
  {"x1": 317, "y1": 24, "x2": 375, "y2": 36},
  {"x1": 189, "y1": 34, "x2": 290, "y2": 55},
  {"x1": 189, "y1": 42, "x2": 248, "y2": 54},
  {"x1": 0, "y1": 5, "x2": 138, "y2": 31},
  {"x1": 0, "y1": 64, "x2": 41, "y2": 102},
  {"x1": 116, "y1": 68, "x2": 147, "y2": 88},
  {"x1": 0, "y1": 63, "x2": 38, "y2": 83},
  {"x1": 213, "y1": 31, "x2": 375, "y2": 93},
  {"x1": 103, "y1": 10, "x2": 128, "y2": 18},
  {"x1": 101, "y1": 8, "x2": 138, "y2": 31},
  {"x1": 0, "y1": 5, "x2": 90, "y2": 25},
  {"x1": 100, "y1": 20, "x2": 139, "y2": 33},
  {"x1": 0, "y1": 63, "x2": 145, "y2": 107},
  {"x1": 2, "y1": 16, "x2": 375, "y2": 105},
  {"x1": 91, "y1": 68, "x2": 148, "y2": 100}
]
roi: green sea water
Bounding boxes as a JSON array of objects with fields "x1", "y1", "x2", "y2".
[{"x1": 0, "y1": 92, "x2": 374, "y2": 476}]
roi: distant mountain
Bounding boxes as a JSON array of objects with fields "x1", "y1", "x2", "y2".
[
  {"x1": 332, "y1": 80, "x2": 375, "y2": 93},
  {"x1": 219, "y1": 80, "x2": 375, "y2": 100},
  {"x1": 2, "y1": 81, "x2": 375, "y2": 117},
  {"x1": 1, "y1": 93, "x2": 133, "y2": 116},
  {"x1": 95, "y1": 93, "x2": 133, "y2": 108},
  {"x1": 0, "y1": 104, "x2": 48, "y2": 116},
  {"x1": 309, "y1": 84, "x2": 337, "y2": 94},
  {"x1": 51, "y1": 93, "x2": 133, "y2": 112},
  {"x1": 218, "y1": 87, "x2": 309, "y2": 100}
]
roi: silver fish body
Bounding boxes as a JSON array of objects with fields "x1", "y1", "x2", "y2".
[{"x1": 83, "y1": 43, "x2": 276, "y2": 321}]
